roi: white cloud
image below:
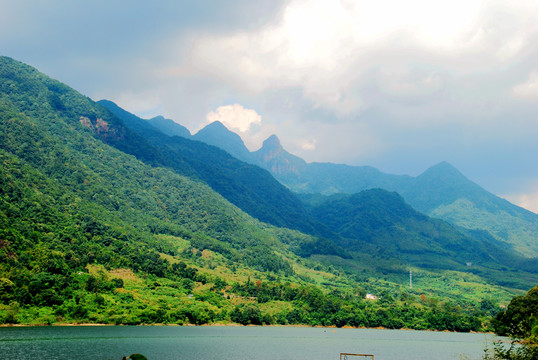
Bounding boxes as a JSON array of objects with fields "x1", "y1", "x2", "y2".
[
  {"x1": 512, "y1": 71, "x2": 538, "y2": 100},
  {"x1": 206, "y1": 104, "x2": 261, "y2": 133},
  {"x1": 179, "y1": 0, "x2": 538, "y2": 124},
  {"x1": 6, "y1": 0, "x2": 537, "y2": 199},
  {"x1": 299, "y1": 138, "x2": 317, "y2": 151},
  {"x1": 183, "y1": 0, "x2": 513, "y2": 114}
]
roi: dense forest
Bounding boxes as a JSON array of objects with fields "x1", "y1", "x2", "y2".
[{"x1": 0, "y1": 56, "x2": 535, "y2": 332}]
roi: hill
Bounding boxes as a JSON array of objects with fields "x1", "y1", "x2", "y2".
[
  {"x1": 302, "y1": 189, "x2": 524, "y2": 272},
  {"x1": 1, "y1": 55, "x2": 535, "y2": 328},
  {"x1": 398, "y1": 162, "x2": 538, "y2": 256},
  {"x1": 97, "y1": 100, "x2": 336, "y2": 244},
  {"x1": 189, "y1": 125, "x2": 538, "y2": 258},
  {"x1": 148, "y1": 115, "x2": 191, "y2": 138},
  {"x1": 97, "y1": 101, "x2": 537, "y2": 287}
]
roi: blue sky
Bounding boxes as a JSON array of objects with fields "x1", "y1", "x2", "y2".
[{"x1": 1, "y1": 0, "x2": 537, "y2": 212}]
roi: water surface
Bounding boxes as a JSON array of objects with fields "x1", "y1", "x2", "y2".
[{"x1": 0, "y1": 326, "x2": 498, "y2": 360}]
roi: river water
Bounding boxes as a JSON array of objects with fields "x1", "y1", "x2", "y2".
[{"x1": 0, "y1": 326, "x2": 499, "y2": 360}]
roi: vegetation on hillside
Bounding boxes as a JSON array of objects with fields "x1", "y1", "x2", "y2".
[
  {"x1": 302, "y1": 190, "x2": 537, "y2": 289},
  {"x1": 247, "y1": 132, "x2": 538, "y2": 257},
  {"x1": 0, "y1": 56, "x2": 532, "y2": 331},
  {"x1": 483, "y1": 286, "x2": 538, "y2": 359},
  {"x1": 98, "y1": 99, "x2": 334, "y2": 242}
]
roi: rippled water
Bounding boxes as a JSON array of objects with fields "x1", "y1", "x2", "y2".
[{"x1": 0, "y1": 326, "x2": 499, "y2": 360}]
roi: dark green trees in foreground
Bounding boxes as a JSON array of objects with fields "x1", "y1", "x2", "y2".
[{"x1": 485, "y1": 286, "x2": 538, "y2": 359}]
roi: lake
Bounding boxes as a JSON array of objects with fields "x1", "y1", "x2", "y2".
[{"x1": 0, "y1": 326, "x2": 499, "y2": 360}]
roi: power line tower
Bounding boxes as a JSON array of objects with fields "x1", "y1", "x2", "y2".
[{"x1": 409, "y1": 270, "x2": 413, "y2": 289}]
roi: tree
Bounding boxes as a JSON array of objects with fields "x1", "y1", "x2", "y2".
[
  {"x1": 486, "y1": 286, "x2": 538, "y2": 360},
  {"x1": 494, "y1": 286, "x2": 538, "y2": 338}
]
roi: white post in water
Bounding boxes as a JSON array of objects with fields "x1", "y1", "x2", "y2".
[{"x1": 409, "y1": 270, "x2": 413, "y2": 289}]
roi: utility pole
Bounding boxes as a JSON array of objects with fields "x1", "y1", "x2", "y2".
[{"x1": 409, "y1": 270, "x2": 413, "y2": 289}]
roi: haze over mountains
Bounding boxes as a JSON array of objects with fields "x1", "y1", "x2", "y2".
[{"x1": 146, "y1": 115, "x2": 538, "y2": 258}]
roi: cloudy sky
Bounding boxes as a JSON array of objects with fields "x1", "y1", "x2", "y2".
[{"x1": 1, "y1": 0, "x2": 537, "y2": 212}]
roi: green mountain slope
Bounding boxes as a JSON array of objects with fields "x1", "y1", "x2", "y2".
[
  {"x1": 185, "y1": 120, "x2": 537, "y2": 257},
  {"x1": 0, "y1": 57, "x2": 303, "y2": 274},
  {"x1": 1, "y1": 56, "x2": 535, "y2": 328},
  {"x1": 304, "y1": 189, "x2": 522, "y2": 272},
  {"x1": 398, "y1": 162, "x2": 538, "y2": 256},
  {"x1": 250, "y1": 135, "x2": 538, "y2": 257},
  {"x1": 0, "y1": 56, "x2": 355, "y2": 324},
  {"x1": 97, "y1": 100, "x2": 337, "y2": 243}
]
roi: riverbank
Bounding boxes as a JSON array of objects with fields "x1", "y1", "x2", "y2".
[{"x1": 0, "y1": 322, "x2": 494, "y2": 334}]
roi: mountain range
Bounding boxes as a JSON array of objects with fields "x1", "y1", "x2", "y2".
[
  {"x1": 1, "y1": 55, "x2": 537, "y2": 326},
  {"x1": 98, "y1": 100, "x2": 535, "y2": 274},
  {"x1": 151, "y1": 118, "x2": 538, "y2": 258}
]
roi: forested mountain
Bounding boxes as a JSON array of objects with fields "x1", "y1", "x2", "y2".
[
  {"x1": 398, "y1": 162, "x2": 538, "y2": 257},
  {"x1": 301, "y1": 189, "x2": 528, "y2": 274},
  {"x1": 188, "y1": 123, "x2": 538, "y2": 258},
  {"x1": 148, "y1": 115, "x2": 191, "y2": 138},
  {"x1": 0, "y1": 55, "x2": 346, "y2": 324},
  {"x1": 1, "y1": 55, "x2": 536, "y2": 328},
  {"x1": 0, "y1": 56, "x2": 315, "y2": 278},
  {"x1": 97, "y1": 100, "x2": 338, "y2": 245},
  {"x1": 97, "y1": 100, "x2": 537, "y2": 286}
]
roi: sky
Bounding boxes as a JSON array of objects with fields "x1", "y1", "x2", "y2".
[{"x1": 1, "y1": 0, "x2": 537, "y2": 213}]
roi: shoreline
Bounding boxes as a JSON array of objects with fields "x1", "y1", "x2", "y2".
[{"x1": 0, "y1": 322, "x2": 494, "y2": 334}]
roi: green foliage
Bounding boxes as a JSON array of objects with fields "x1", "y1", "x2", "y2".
[
  {"x1": 305, "y1": 189, "x2": 537, "y2": 288},
  {"x1": 483, "y1": 340, "x2": 538, "y2": 360},
  {"x1": 493, "y1": 285, "x2": 538, "y2": 338},
  {"x1": 230, "y1": 304, "x2": 263, "y2": 325},
  {"x1": 485, "y1": 285, "x2": 538, "y2": 360},
  {"x1": 0, "y1": 55, "x2": 527, "y2": 332}
]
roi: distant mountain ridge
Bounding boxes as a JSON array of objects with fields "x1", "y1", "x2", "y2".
[
  {"x1": 93, "y1": 101, "x2": 528, "y2": 284},
  {"x1": 148, "y1": 115, "x2": 191, "y2": 138},
  {"x1": 97, "y1": 100, "x2": 335, "y2": 245},
  {"x1": 90, "y1": 102, "x2": 535, "y2": 276},
  {"x1": 98, "y1": 100, "x2": 538, "y2": 274},
  {"x1": 191, "y1": 121, "x2": 257, "y2": 165},
  {"x1": 179, "y1": 121, "x2": 538, "y2": 257},
  {"x1": 253, "y1": 135, "x2": 307, "y2": 176}
]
